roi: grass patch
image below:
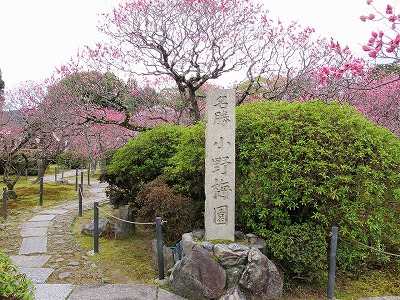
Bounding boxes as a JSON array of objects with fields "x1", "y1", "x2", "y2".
[
  {"x1": 72, "y1": 204, "x2": 158, "y2": 284},
  {"x1": 335, "y1": 268, "x2": 400, "y2": 299},
  {"x1": 277, "y1": 267, "x2": 400, "y2": 299},
  {"x1": 1, "y1": 176, "x2": 77, "y2": 218}
]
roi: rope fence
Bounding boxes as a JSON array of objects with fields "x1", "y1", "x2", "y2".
[
  {"x1": 96, "y1": 206, "x2": 157, "y2": 225},
  {"x1": 86, "y1": 201, "x2": 166, "y2": 280},
  {"x1": 341, "y1": 234, "x2": 400, "y2": 258}
]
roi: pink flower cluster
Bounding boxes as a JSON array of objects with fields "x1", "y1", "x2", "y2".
[
  {"x1": 310, "y1": 40, "x2": 368, "y2": 88},
  {"x1": 311, "y1": 61, "x2": 366, "y2": 88},
  {"x1": 360, "y1": 1, "x2": 400, "y2": 58}
]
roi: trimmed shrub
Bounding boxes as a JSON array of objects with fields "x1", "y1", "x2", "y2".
[
  {"x1": 101, "y1": 125, "x2": 186, "y2": 209},
  {"x1": 136, "y1": 176, "x2": 197, "y2": 244},
  {"x1": 235, "y1": 101, "x2": 400, "y2": 273},
  {"x1": 0, "y1": 251, "x2": 35, "y2": 300},
  {"x1": 14, "y1": 155, "x2": 37, "y2": 176},
  {"x1": 165, "y1": 122, "x2": 206, "y2": 221},
  {"x1": 265, "y1": 222, "x2": 328, "y2": 280}
]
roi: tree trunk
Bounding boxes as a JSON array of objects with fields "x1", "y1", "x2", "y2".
[
  {"x1": 2, "y1": 160, "x2": 19, "y2": 199},
  {"x1": 32, "y1": 158, "x2": 48, "y2": 184},
  {"x1": 188, "y1": 88, "x2": 201, "y2": 123}
]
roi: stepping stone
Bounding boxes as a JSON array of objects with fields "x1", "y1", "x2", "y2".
[
  {"x1": 34, "y1": 284, "x2": 74, "y2": 300},
  {"x1": 41, "y1": 209, "x2": 69, "y2": 215},
  {"x1": 20, "y1": 221, "x2": 53, "y2": 228},
  {"x1": 68, "y1": 284, "x2": 157, "y2": 300},
  {"x1": 21, "y1": 227, "x2": 48, "y2": 237},
  {"x1": 19, "y1": 236, "x2": 47, "y2": 254},
  {"x1": 58, "y1": 272, "x2": 71, "y2": 280},
  {"x1": 29, "y1": 215, "x2": 56, "y2": 222},
  {"x1": 10, "y1": 255, "x2": 51, "y2": 268},
  {"x1": 18, "y1": 267, "x2": 54, "y2": 283}
]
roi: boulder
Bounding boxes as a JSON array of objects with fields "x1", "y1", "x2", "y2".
[
  {"x1": 252, "y1": 238, "x2": 268, "y2": 256},
  {"x1": 193, "y1": 229, "x2": 205, "y2": 239},
  {"x1": 114, "y1": 206, "x2": 135, "y2": 239},
  {"x1": 213, "y1": 243, "x2": 249, "y2": 268},
  {"x1": 234, "y1": 231, "x2": 247, "y2": 240},
  {"x1": 151, "y1": 239, "x2": 175, "y2": 274},
  {"x1": 225, "y1": 265, "x2": 246, "y2": 289},
  {"x1": 245, "y1": 234, "x2": 258, "y2": 245},
  {"x1": 81, "y1": 219, "x2": 109, "y2": 237},
  {"x1": 181, "y1": 232, "x2": 196, "y2": 256},
  {"x1": 200, "y1": 241, "x2": 214, "y2": 252},
  {"x1": 239, "y1": 248, "x2": 283, "y2": 300},
  {"x1": 170, "y1": 244, "x2": 226, "y2": 300},
  {"x1": 173, "y1": 240, "x2": 184, "y2": 262},
  {"x1": 219, "y1": 287, "x2": 247, "y2": 300}
]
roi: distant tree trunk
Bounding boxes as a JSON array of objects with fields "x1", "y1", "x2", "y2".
[
  {"x1": 32, "y1": 158, "x2": 48, "y2": 184},
  {"x1": 1, "y1": 158, "x2": 19, "y2": 199}
]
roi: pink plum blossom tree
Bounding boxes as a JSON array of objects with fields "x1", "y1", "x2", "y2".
[{"x1": 78, "y1": 0, "x2": 304, "y2": 123}]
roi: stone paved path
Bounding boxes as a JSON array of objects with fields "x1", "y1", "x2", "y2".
[{"x1": 5, "y1": 170, "x2": 185, "y2": 300}]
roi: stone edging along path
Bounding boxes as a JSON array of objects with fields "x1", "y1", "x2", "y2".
[{"x1": 2, "y1": 172, "x2": 185, "y2": 300}]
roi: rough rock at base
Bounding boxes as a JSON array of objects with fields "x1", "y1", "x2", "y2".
[
  {"x1": 170, "y1": 244, "x2": 226, "y2": 300},
  {"x1": 239, "y1": 247, "x2": 283, "y2": 300},
  {"x1": 81, "y1": 219, "x2": 109, "y2": 237},
  {"x1": 151, "y1": 239, "x2": 175, "y2": 274},
  {"x1": 219, "y1": 287, "x2": 247, "y2": 300},
  {"x1": 114, "y1": 206, "x2": 135, "y2": 239}
]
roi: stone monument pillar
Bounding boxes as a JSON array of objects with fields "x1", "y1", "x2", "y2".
[{"x1": 205, "y1": 89, "x2": 235, "y2": 241}]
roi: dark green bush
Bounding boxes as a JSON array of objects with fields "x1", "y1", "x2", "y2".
[
  {"x1": 266, "y1": 222, "x2": 328, "y2": 280},
  {"x1": 136, "y1": 176, "x2": 197, "y2": 244},
  {"x1": 101, "y1": 125, "x2": 186, "y2": 209},
  {"x1": 0, "y1": 251, "x2": 35, "y2": 300},
  {"x1": 13, "y1": 155, "x2": 37, "y2": 176},
  {"x1": 165, "y1": 122, "x2": 205, "y2": 220}
]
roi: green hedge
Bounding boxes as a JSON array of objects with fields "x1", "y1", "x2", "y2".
[
  {"x1": 235, "y1": 101, "x2": 400, "y2": 274},
  {"x1": 100, "y1": 125, "x2": 186, "y2": 210}
]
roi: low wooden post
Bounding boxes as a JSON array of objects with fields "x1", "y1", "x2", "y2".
[
  {"x1": 327, "y1": 226, "x2": 338, "y2": 300},
  {"x1": 55, "y1": 166, "x2": 58, "y2": 182},
  {"x1": 94, "y1": 202, "x2": 99, "y2": 253},
  {"x1": 156, "y1": 217, "x2": 165, "y2": 280},
  {"x1": 2, "y1": 187, "x2": 7, "y2": 220},
  {"x1": 75, "y1": 169, "x2": 78, "y2": 191},
  {"x1": 80, "y1": 171, "x2": 84, "y2": 197},
  {"x1": 39, "y1": 177, "x2": 44, "y2": 206},
  {"x1": 78, "y1": 184, "x2": 83, "y2": 217}
]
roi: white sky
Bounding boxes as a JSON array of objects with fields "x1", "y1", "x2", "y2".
[{"x1": 0, "y1": 0, "x2": 385, "y2": 89}]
